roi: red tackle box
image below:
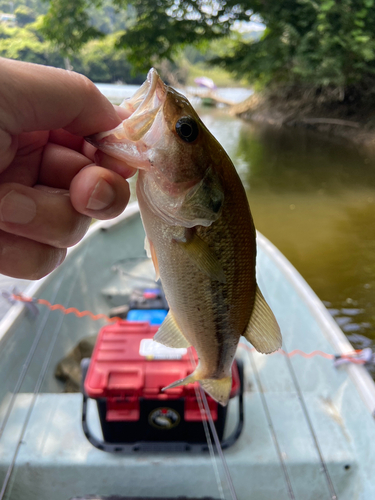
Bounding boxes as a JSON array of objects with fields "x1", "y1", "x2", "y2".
[{"x1": 84, "y1": 320, "x2": 241, "y2": 445}]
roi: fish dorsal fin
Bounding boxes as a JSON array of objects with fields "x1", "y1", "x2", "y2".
[
  {"x1": 154, "y1": 311, "x2": 191, "y2": 348},
  {"x1": 144, "y1": 236, "x2": 160, "y2": 281},
  {"x1": 176, "y1": 233, "x2": 226, "y2": 283},
  {"x1": 243, "y1": 285, "x2": 282, "y2": 354}
]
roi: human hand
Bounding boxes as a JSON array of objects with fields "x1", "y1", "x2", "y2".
[{"x1": 0, "y1": 58, "x2": 135, "y2": 280}]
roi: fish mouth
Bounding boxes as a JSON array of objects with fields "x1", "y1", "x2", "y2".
[{"x1": 86, "y1": 68, "x2": 167, "y2": 168}]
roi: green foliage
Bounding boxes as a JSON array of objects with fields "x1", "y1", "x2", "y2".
[
  {"x1": 0, "y1": 18, "x2": 145, "y2": 83},
  {"x1": 37, "y1": 0, "x2": 375, "y2": 90},
  {"x1": 0, "y1": 21, "x2": 63, "y2": 66},
  {"x1": 289, "y1": 0, "x2": 375, "y2": 87},
  {"x1": 0, "y1": 0, "x2": 44, "y2": 14},
  {"x1": 86, "y1": 0, "x2": 135, "y2": 34},
  {"x1": 14, "y1": 5, "x2": 36, "y2": 26},
  {"x1": 39, "y1": 0, "x2": 250, "y2": 69},
  {"x1": 39, "y1": 0, "x2": 104, "y2": 57},
  {"x1": 0, "y1": 0, "x2": 143, "y2": 82},
  {"x1": 71, "y1": 33, "x2": 146, "y2": 83},
  {"x1": 210, "y1": 0, "x2": 375, "y2": 89},
  {"x1": 4, "y1": 0, "x2": 375, "y2": 92},
  {"x1": 115, "y1": 0, "x2": 248, "y2": 70}
]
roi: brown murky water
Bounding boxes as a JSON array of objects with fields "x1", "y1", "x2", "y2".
[{"x1": 199, "y1": 107, "x2": 375, "y2": 362}]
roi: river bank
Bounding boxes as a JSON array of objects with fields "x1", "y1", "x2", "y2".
[{"x1": 231, "y1": 88, "x2": 375, "y2": 154}]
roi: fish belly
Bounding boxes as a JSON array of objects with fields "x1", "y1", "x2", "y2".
[{"x1": 137, "y1": 174, "x2": 257, "y2": 379}]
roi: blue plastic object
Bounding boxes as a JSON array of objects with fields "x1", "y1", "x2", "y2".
[{"x1": 127, "y1": 309, "x2": 168, "y2": 325}]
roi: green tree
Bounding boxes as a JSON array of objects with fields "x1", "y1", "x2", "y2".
[
  {"x1": 0, "y1": 0, "x2": 48, "y2": 15},
  {"x1": 40, "y1": 0, "x2": 249, "y2": 68},
  {"x1": 39, "y1": 0, "x2": 375, "y2": 92},
  {"x1": 14, "y1": 5, "x2": 36, "y2": 26},
  {"x1": 72, "y1": 32, "x2": 146, "y2": 83},
  {"x1": 39, "y1": 0, "x2": 104, "y2": 60},
  {"x1": 0, "y1": 22, "x2": 63, "y2": 66}
]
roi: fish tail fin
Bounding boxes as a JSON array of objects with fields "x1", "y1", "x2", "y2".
[
  {"x1": 162, "y1": 372, "x2": 232, "y2": 407},
  {"x1": 200, "y1": 376, "x2": 232, "y2": 407}
]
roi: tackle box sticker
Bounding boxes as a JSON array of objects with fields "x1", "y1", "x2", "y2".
[
  {"x1": 139, "y1": 338, "x2": 187, "y2": 360},
  {"x1": 148, "y1": 407, "x2": 181, "y2": 429}
]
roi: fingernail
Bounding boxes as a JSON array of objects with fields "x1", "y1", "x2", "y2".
[
  {"x1": 86, "y1": 178, "x2": 115, "y2": 211},
  {"x1": 0, "y1": 191, "x2": 37, "y2": 224}
]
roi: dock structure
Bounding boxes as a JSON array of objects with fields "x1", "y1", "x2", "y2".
[{"x1": 187, "y1": 88, "x2": 236, "y2": 107}]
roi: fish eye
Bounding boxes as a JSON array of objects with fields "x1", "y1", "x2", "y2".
[{"x1": 175, "y1": 116, "x2": 199, "y2": 143}]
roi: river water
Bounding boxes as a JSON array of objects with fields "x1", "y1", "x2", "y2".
[{"x1": 1, "y1": 83, "x2": 374, "y2": 362}]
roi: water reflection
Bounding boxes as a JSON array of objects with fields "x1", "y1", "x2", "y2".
[
  {"x1": 237, "y1": 122, "x2": 375, "y2": 193},
  {"x1": 199, "y1": 107, "x2": 375, "y2": 349}
]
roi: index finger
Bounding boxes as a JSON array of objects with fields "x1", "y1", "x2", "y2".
[{"x1": 0, "y1": 58, "x2": 121, "y2": 137}]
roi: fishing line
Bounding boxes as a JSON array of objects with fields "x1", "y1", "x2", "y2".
[
  {"x1": 188, "y1": 349, "x2": 238, "y2": 500},
  {"x1": 199, "y1": 386, "x2": 238, "y2": 500},
  {"x1": 112, "y1": 267, "x2": 158, "y2": 285},
  {"x1": 0, "y1": 252, "x2": 88, "y2": 500},
  {"x1": 245, "y1": 341, "x2": 296, "y2": 500},
  {"x1": 0, "y1": 302, "x2": 68, "y2": 500},
  {"x1": 256, "y1": 276, "x2": 337, "y2": 500},
  {"x1": 283, "y1": 342, "x2": 338, "y2": 500},
  {"x1": 0, "y1": 275, "x2": 64, "y2": 443},
  {"x1": 112, "y1": 256, "x2": 159, "y2": 285},
  {"x1": 192, "y1": 378, "x2": 225, "y2": 500}
]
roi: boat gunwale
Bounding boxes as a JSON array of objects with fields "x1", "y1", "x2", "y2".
[
  {"x1": 257, "y1": 231, "x2": 375, "y2": 417},
  {"x1": 0, "y1": 202, "x2": 374, "y2": 417}
]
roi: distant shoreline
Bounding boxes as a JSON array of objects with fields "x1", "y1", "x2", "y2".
[{"x1": 231, "y1": 91, "x2": 375, "y2": 154}]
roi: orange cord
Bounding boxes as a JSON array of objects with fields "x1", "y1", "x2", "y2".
[
  {"x1": 12, "y1": 294, "x2": 123, "y2": 323},
  {"x1": 11, "y1": 293, "x2": 365, "y2": 362},
  {"x1": 239, "y1": 342, "x2": 363, "y2": 362}
]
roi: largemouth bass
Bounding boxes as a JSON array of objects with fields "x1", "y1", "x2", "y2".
[{"x1": 88, "y1": 69, "x2": 282, "y2": 405}]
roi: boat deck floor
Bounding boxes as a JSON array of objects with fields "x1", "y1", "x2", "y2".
[{"x1": 1, "y1": 329, "x2": 374, "y2": 499}]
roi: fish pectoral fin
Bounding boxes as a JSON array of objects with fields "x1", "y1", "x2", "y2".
[
  {"x1": 176, "y1": 233, "x2": 226, "y2": 283},
  {"x1": 243, "y1": 285, "x2": 282, "y2": 354},
  {"x1": 200, "y1": 377, "x2": 232, "y2": 407},
  {"x1": 145, "y1": 236, "x2": 160, "y2": 281},
  {"x1": 154, "y1": 311, "x2": 191, "y2": 348}
]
